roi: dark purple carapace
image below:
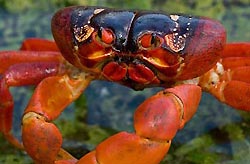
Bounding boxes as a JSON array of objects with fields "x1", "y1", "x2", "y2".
[{"x1": 51, "y1": 6, "x2": 226, "y2": 90}]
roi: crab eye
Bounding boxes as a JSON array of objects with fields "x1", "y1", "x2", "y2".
[
  {"x1": 139, "y1": 33, "x2": 162, "y2": 50},
  {"x1": 97, "y1": 27, "x2": 114, "y2": 45}
]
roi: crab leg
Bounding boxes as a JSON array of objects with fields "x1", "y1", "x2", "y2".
[
  {"x1": 78, "y1": 84, "x2": 201, "y2": 164},
  {"x1": 199, "y1": 42, "x2": 250, "y2": 110},
  {"x1": 0, "y1": 50, "x2": 62, "y2": 74},
  {"x1": 21, "y1": 73, "x2": 92, "y2": 164},
  {"x1": 0, "y1": 38, "x2": 60, "y2": 74},
  {"x1": 0, "y1": 50, "x2": 63, "y2": 149},
  {"x1": 220, "y1": 42, "x2": 250, "y2": 58},
  {"x1": 20, "y1": 38, "x2": 59, "y2": 52}
]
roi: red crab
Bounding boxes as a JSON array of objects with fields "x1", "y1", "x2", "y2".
[{"x1": 0, "y1": 6, "x2": 250, "y2": 164}]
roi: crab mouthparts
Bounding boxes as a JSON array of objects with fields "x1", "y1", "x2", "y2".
[{"x1": 102, "y1": 55, "x2": 159, "y2": 85}]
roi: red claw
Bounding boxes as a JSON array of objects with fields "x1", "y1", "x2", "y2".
[{"x1": 22, "y1": 112, "x2": 63, "y2": 164}]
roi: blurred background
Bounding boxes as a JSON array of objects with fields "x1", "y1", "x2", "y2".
[{"x1": 0, "y1": 0, "x2": 250, "y2": 163}]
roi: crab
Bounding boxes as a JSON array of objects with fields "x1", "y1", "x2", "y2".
[{"x1": 0, "y1": 6, "x2": 250, "y2": 164}]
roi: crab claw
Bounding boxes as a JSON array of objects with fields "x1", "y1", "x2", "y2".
[
  {"x1": 22, "y1": 74, "x2": 92, "y2": 163},
  {"x1": 134, "y1": 84, "x2": 201, "y2": 140},
  {"x1": 79, "y1": 84, "x2": 201, "y2": 164},
  {"x1": 22, "y1": 112, "x2": 63, "y2": 163}
]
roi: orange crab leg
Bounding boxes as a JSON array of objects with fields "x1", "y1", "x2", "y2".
[
  {"x1": 22, "y1": 73, "x2": 92, "y2": 163},
  {"x1": 0, "y1": 51, "x2": 62, "y2": 74},
  {"x1": 20, "y1": 38, "x2": 59, "y2": 52},
  {"x1": 0, "y1": 61, "x2": 63, "y2": 148},
  {"x1": 220, "y1": 42, "x2": 250, "y2": 58},
  {"x1": 199, "y1": 42, "x2": 250, "y2": 111},
  {"x1": 0, "y1": 49, "x2": 63, "y2": 149},
  {"x1": 0, "y1": 38, "x2": 61, "y2": 74},
  {"x1": 0, "y1": 38, "x2": 62, "y2": 132},
  {"x1": 79, "y1": 84, "x2": 201, "y2": 164}
]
